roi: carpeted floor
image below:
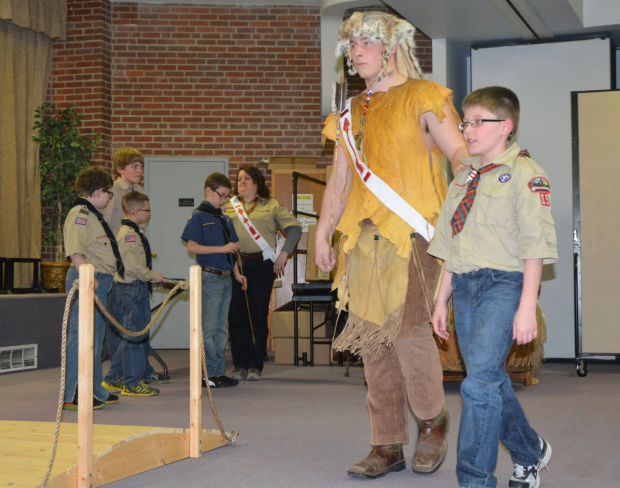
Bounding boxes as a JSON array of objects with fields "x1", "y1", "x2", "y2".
[{"x1": 2, "y1": 351, "x2": 619, "y2": 487}]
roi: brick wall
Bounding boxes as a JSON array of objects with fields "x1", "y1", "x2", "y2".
[
  {"x1": 49, "y1": 0, "x2": 112, "y2": 166},
  {"x1": 43, "y1": 0, "x2": 432, "y2": 259},
  {"x1": 110, "y1": 3, "x2": 327, "y2": 168}
]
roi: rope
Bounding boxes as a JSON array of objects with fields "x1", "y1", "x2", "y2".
[
  {"x1": 39, "y1": 277, "x2": 236, "y2": 487},
  {"x1": 199, "y1": 336, "x2": 237, "y2": 443},
  {"x1": 235, "y1": 255, "x2": 256, "y2": 346},
  {"x1": 410, "y1": 239, "x2": 434, "y2": 319},
  {"x1": 40, "y1": 280, "x2": 78, "y2": 488},
  {"x1": 95, "y1": 280, "x2": 188, "y2": 337}
]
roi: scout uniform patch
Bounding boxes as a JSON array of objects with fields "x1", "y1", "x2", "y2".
[{"x1": 528, "y1": 176, "x2": 551, "y2": 207}]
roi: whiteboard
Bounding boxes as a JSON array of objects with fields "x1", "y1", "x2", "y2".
[{"x1": 471, "y1": 38, "x2": 612, "y2": 358}]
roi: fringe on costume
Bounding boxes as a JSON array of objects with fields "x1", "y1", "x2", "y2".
[
  {"x1": 333, "y1": 305, "x2": 405, "y2": 358},
  {"x1": 332, "y1": 224, "x2": 441, "y2": 359}
]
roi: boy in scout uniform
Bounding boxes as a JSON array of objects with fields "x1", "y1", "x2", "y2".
[
  {"x1": 63, "y1": 166, "x2": 124, "y2": 410},
  {"x1": 104, "y1": 147, "x2": 145, "y2": 235},
  {"x1": 103, "y1": 147, "x2": 166, "y2": 385},
  {"x1": 181, "y1": 172, "x2": 247, "y2": 388},
  {"x1": 428, "y1": 86, "x2": 558, "y2": 488},
  {"x1": 102, "y1": 191, "x2": 164, "y2": 397}
]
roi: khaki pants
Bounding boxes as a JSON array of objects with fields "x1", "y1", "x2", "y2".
[{"x1": 362, "y1": 237, "x2": 444, "y2": 446}]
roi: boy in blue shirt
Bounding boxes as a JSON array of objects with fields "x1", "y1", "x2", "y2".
[
  {"x1": 181, "y1": 172, "x2": 246, "y2": 388},
  {"x1": 429, "y1": 86, "x2": 558, "y2": 488}
]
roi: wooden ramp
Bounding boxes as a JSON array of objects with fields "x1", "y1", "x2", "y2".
[
  {"x1": 0, "y1": 420, "x2": 230, "y2": 488},
  {"x1": 1, "y1": 265, "x2": 236, "y2": 488}
]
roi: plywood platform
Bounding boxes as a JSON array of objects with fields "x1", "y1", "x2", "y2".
[{"x1": 0, "y1": 420, "x2": 230, "y2": 488}]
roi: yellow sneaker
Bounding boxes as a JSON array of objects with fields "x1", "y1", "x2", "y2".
[{"x1": 121, "y1": 381, "x2": 159, "y2": 397}]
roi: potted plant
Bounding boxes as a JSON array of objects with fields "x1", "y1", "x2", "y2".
[{"x1": 33, "y1": 103, "x2": 101, "y2": 291}]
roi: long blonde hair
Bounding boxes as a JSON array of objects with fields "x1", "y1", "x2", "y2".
[{"x1": 335, "y1": 11, "x2": 423, "y2": 81}]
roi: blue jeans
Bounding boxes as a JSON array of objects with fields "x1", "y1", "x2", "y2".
[
  {"x1": 452, "y1": 269, "x2": 542, "y2": 488},
  {"x1": 201, "y1": 270, "x2": 232, "y2": 378},
  {"x1": 64, "y1": 267, "x2": 113, "y2": 403},
  {"x1": 105, "y1": 281, "x2": 151, "y2": 388}
]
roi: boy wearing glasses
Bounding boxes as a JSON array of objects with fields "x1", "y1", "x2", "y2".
[
  {"x1": 103, "y1": 147, "x2": 167, "y2": 385},
  {"x1": 181, "y1": 172, "x2": 247, "y2": 388},
  {"x1": 103, "y1": 191, "x2": 165, "y2": 397},
  {"x1": 429, "y1": 86, "x2": 558, "y2": 487},
  {"x1": 63, "y1": 167, "x2": 123, "y2": 410}
]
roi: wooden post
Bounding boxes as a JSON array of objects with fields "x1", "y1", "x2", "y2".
[
  {"x1": 77, "y1": 264, "x2": 94, "y2": 488},
  {"x1": 189, "y1": 265, "x2": 202, "y2": 457}
]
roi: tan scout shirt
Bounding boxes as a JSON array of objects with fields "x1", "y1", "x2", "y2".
[
  {"x1": 114, "y1": 224, "x2": 160, "y2": 283},
  {"x1": 103, "y1": 178, "x2": 143, "y2": 236},
  {"x1": 428, "y1": 143, "x2": 558, "y2": 274},
  {"x1": 222, "y1": 197, "x2": 301, "y2": 255},
  {"x1": 64, "y1": 204, "x2": 117, "y2": 274}
]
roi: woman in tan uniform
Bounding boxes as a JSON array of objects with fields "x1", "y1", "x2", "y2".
[{"x1": 223, "y1": 166, "x2": 301, "y2": 381}]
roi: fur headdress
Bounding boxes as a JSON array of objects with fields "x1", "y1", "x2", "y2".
[{"x1": 335, "y1": 10, "x2": 423, "y2": 81}]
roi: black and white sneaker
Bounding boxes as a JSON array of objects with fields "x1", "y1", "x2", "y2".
[
  {"x1": 212, "y1": 375, "x2": 239, "y2": 388},
  {"x1": 509, "y1": 437, "x2": 552, "y2": 488}
]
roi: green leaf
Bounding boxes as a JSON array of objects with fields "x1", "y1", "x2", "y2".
[{"x1": 33, "y1": 103, "x2": 102, "y2": 260}]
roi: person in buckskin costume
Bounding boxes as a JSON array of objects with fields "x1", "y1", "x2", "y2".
[{"x1": 315, "y1": 10, "x2": 469, "y2": 479}]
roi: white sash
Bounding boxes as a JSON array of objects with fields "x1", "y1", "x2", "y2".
[
  {"x1": 229, "y1": 196, "x2": 278, "y2": 262},
  {"x1": 339, "y1": 98, "x2": 434, "y2": 242}
]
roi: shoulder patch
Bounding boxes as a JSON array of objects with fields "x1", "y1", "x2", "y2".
[
  {"x1": 528, "y1": 176, "x2": 551, "y2": 207},
  {"x1": 125, "y1": 235, "x2": 137, "y2": 243},
  {"x1": 528, "y1": 176, "x2": 550, "y2": 193},
  {"x1": 75, "y1": 217, "x2": 87, "y2": 225},
  {"x1": 518, "y1": 149, "x2": 531, "y2": 158}
]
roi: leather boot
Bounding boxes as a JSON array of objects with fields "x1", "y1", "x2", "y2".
[
  {"x1": 412, "y1": 408, "x2": 448, "y2": 473},
  {"x1": 347, "y1": 444, "x2": 406, "y2": 479}
]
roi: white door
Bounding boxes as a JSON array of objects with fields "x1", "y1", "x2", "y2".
[{"x1": 144, "y1": 157, "x2": 228, "y2": 348}]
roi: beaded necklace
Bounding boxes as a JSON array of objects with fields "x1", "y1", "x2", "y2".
[{"x1": 354, "y1": 90, "x2": 373, "y2": 152}]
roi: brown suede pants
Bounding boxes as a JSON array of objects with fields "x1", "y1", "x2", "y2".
[{"x1": 363, "y1": 237, "x2": 445, "y2": 446}]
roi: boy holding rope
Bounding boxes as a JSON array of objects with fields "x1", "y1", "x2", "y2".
[{"x1": 102, "y1": 191, "x2": 165, "y2": 397}]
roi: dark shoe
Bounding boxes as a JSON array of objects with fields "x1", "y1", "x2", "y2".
[
  {"x1": 412, "y1": 409, "x2": 448, "y2": 473},
  {"x1": 347, "y1": 444, "x2": 405, "y2": 479},
  {"x1": 63, "y1": 397, "x2": 105, "y2": 410},
  {"x1": 143, "y1": 372, "x2": 169, "y2": 384},
  {"x1": 211, "y1": 375, "x2": 238, "y2": 388},
  {"x1": 104, "y1": 393, "x2": 119, "y2": 405},
  {"x1": 201, "y1": 378, "x2": 216, "y2": 388}
]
